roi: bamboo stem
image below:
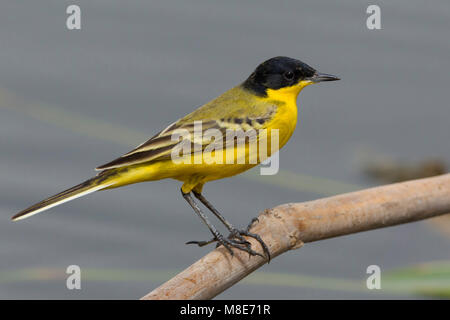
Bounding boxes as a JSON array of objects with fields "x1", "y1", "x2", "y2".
[{"x1": 141, "y1": 174, "x2": 450, "y2": 300}]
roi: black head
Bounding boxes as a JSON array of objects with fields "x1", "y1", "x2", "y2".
[{"x1": 242, "y1": 56, "x2": 339, "y2": 96}]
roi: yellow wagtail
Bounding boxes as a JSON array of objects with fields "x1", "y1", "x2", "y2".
[{"x1": 12, "y1": 56, "x2": 339, "y2": 259}]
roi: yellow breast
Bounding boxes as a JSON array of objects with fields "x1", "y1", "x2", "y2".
[{"x1": 261, "y1": 83, "x2": 308, "y2": 148}]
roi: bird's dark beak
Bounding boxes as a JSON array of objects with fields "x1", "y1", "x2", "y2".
[{"x1": 308, "y1": 72, "x2": 340, "y2": 83}]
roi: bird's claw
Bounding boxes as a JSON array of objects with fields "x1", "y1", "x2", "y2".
[
  {"x1": 246, "y1": 217, "x2": 259, "y2": 232},
  {"x1": 231, "y1": 227, "x2": 271, "y2": 262},
  {"x1": 186, "y1": 239, "x2": 215, "y2": 247},
  {"x1": 186, "y1": 218, "x2": 271, "y2": 261}
]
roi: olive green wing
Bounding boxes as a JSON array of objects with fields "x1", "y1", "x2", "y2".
[
  {"x1": 96, "y1": 89, "x2": 276, "y2": 171},
  {"x1": 95, "y1": 120, "x2": 220, "y2": 170}
]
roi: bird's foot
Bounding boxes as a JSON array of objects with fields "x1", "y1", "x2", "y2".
[
  {"x1": 187, "y1": 233, "x2": 264, "y2": 259},
  {"x1": 229, "y1": 218, "x2": 271, "y2": 262},
  {"x1": 186, "y1": 217, "x2": 270, "y2": 261}
]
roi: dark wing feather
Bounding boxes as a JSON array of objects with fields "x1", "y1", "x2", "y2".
[
  {"x1": 95, "y1": 108, "x2": 275, "y2": 171},
  {"x1": 95, "y1": 120, "x2": 220, "y2": 170}
]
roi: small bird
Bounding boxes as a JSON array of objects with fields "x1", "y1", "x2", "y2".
[{"x1": 12, "y1": 56, "x2": 339, "y2": 260}]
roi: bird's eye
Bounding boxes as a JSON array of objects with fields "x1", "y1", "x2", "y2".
[{"x1": 284, "y1": 71, "x2": 294, "y2": 80}]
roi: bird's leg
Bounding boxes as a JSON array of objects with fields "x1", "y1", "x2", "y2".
[
  {"x1": 191, "y1": 191, "x2": 270, "y2": 261},
  {"x1": 182, "y1": 190, "x2": 233, "y2": 255},
  {"x1": 192, "y1": 191, "x2": 250, "y2": 246},
  {"x1": 182, "y1": 190, "x2": 263, "y2": 258}
]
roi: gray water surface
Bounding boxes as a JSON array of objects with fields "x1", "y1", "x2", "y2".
[{"x1": 0, "y1": 1, "x2": 449, "y2": 299}]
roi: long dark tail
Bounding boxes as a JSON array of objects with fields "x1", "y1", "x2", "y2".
[{"x1": 11, "y1": 173, "x2": 116, "y2": 221}]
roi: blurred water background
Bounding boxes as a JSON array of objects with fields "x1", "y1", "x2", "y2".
[{"x1": 0, "y1": 0, "x2": 449, "y2": 299}]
